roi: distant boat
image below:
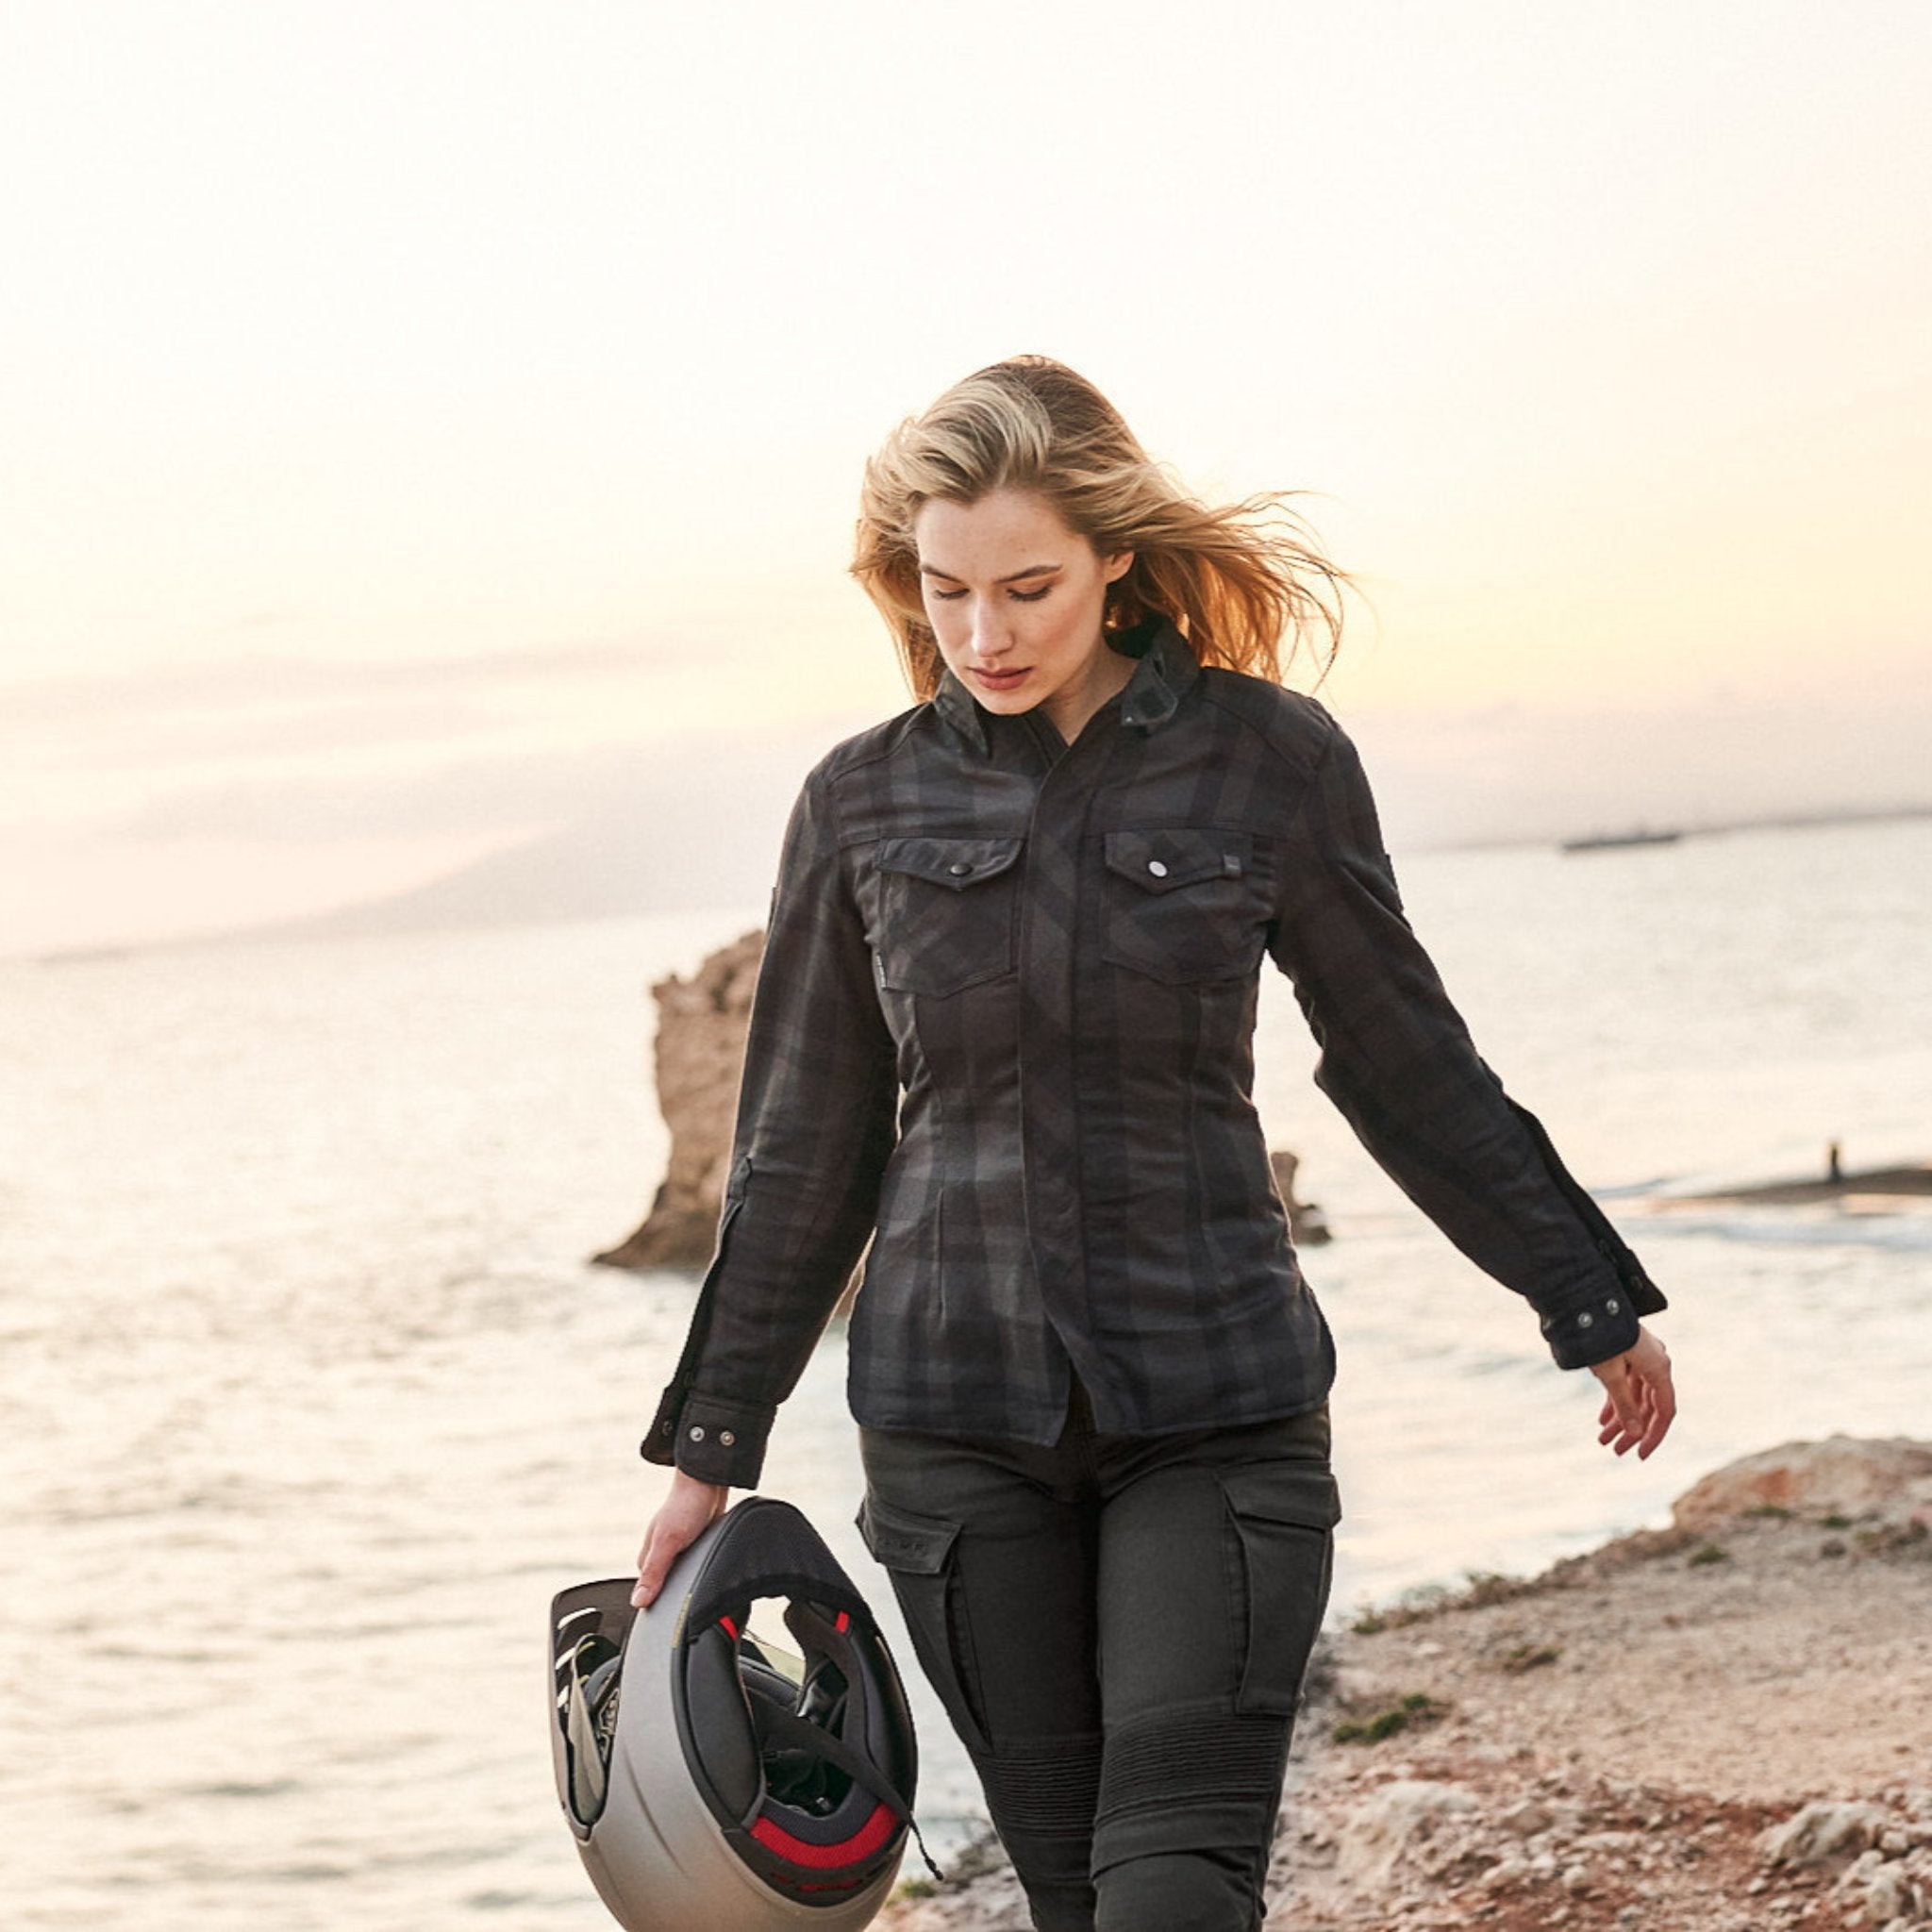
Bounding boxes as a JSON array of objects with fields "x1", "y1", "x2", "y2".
[{"x1": 1559, "y1": 827, "x2": 1683, "y2": 855}]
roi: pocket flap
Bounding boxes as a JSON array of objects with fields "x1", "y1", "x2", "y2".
[
  {"x1": 875, "y1": 836, "x2": 1024, "y2": 891},
  {"x1": 856, "y1": 1494, "x2": 962, "y2": 1574},
  {"x1": 1216, "y1": 1461, "x2": 1341, "y2": 1531},
  {"x1": 1105, "y1": 829, "x2": 1249, "y2": 894}
]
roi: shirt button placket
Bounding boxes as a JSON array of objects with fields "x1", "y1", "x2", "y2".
[{"x1": 1016, "y1": 732, "x2": 1102, "y2": 1365}]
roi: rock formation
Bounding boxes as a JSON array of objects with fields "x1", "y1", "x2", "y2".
[
  {"x1": 1271, "y1": 1148, "x2": 1332, "y2": 1246},
  {"x1": 591, "y1": 928, "x2": 763, "y2": 1270},
  {"x1": 1671, "y1": 1435, "x2": 1932, "y2": 1533}
]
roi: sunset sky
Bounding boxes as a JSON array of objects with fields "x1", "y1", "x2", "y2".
[{"x1": 4, "y1": 1, "x2": 1929, "y2": 956}]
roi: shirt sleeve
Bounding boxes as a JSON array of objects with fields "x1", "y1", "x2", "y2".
[
  {"x1": 641, "y1": 766, "x2": 899, "y2": 1486},
  {"x1": 1266, "y1": 717, "x2": 1665, "y2": 1369}
]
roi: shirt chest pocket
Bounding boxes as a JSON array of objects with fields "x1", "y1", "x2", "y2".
[
  {"x1": 873, "y1": 836, "x2": 1024, "y2": 998},
  {"x1": 1101, "y1": 829, "x2": 1270, "y2": 986}
]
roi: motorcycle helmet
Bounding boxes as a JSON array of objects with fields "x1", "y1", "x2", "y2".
[{"x1": 550, "y1": 1496, "x2": 922, "y2": 1930}]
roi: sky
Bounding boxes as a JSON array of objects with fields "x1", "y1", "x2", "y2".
[{"x1": 4, "y1": 1, "x2": 1929, "y2": 956}]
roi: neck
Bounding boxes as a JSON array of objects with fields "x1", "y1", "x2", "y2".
[{"x1": 1041, "y1": 649, "x2": 1137, "y2": 742}]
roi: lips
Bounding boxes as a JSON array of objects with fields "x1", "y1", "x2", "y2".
[{"x1": 971, "y1": 666, "x2": 1029, "y2": 692}]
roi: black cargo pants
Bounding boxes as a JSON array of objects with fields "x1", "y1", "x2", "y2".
[{"x1": 857, "y1": 1385, "x2": 1337, "y2": 1932}]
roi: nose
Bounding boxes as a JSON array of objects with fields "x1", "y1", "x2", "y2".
[{"x1": 968, "y1": 600, "x2": 1011, "y2": 663}]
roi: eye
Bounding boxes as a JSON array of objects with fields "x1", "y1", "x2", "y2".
[
  {"x1": 928, "y1": 586, "x2": 968, "y2": 601},
  {"x1": 1008, "y1": 585, "x2": 1052, "y2": 603}
]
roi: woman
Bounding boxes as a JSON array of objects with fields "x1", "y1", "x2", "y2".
[{"x1": 632, "y1": 356, "x2": 1676, "y2": 1932}]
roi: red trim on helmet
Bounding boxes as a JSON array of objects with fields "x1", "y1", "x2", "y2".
[
  {"x1": 718, "y1": 1615, "x2": 739, "y2": 1640},
  {"x1": 835, "y1": 1611, "x2": 850, "y2": 1633},
  {"x1": 750, "y1": 1799, "x2": 896, "y2": 1869}
]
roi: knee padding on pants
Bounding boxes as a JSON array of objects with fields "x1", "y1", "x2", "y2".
[
  {"x1": 1093, "y1": 1707, "x2": 1290, "y2": 1869},
  {"x1": 975, "y1": 1729, "x2": 1104, "y2": 1840}
]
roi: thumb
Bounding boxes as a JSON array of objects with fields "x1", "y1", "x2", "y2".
[
  {"x1": 632, "y1": 1519, "x2": 691, "y2": 1609},
  {"x1": 632, "y1": 1489, "x2": 724, "y2": 1608}
]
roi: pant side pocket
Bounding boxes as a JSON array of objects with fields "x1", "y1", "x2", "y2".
[
  {"x1": 1215, "y1": 1462, "x2": 1339, "y2": 1717},
  {"x1": 857, "y1": 1491, "x2": 991, "y2": 1757}
]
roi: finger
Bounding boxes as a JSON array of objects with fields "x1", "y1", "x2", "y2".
[
  {"x1": 1595, "y1": 1378, "x2": 1625, "y2": 1446},
  {"x1": 1605, "y1": 1368, "x2": 1644, "y2": 1441},
  {"x1": 1634, "y1": 1368, "x2": 1678, "y2": 1460},
  {"x1": 1596, "y1": 1388, "x2": 1630, "y2": 1441},
  {"x1": 632, "y1": 1527, "x2": 678, "y2": 1609},
  {"x1": 1608, "y1": 1372, "x2": 1664, "y2": 1459},
  {"x1": 1603, "y1": 1363, "x2": 1660, "y2": 1456}
]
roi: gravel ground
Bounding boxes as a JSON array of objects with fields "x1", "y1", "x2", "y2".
[{"x1": 879, "y1": 1439, "x2": 1932, "y2": 1931}]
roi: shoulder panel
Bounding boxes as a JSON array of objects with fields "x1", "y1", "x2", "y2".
[
  {"x1": 810, "y1": 704, "x2": 933, "y2": 787},
  {"x1": 1195, "y1": 668, "x2": 1341, "y2": 785}
]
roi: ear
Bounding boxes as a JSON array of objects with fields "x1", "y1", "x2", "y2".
[{"x1": 1101, "y1": 549, "x2": 1134, "y2": 586}]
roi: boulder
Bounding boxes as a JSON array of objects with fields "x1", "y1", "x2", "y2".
[
  {"x1": 1760, "y1": 1800, "x2": 1891, "y2": 1869},
  {"x1": 1672, "y1": 1437, "x2": 1932, "y2": 1531},
  {"x1": 1269, "y1": 1149, "x2": 1332, "y2": 1246},
  {"x1": 1851, "y1": 1858, "x2": 1921, "y2": 1923},
  {"x1": 591, "y1": 928, "x2": 764, "y2": 1270},
  {"x1": 1334, "y1": 1779, "x2": 1476, "y2": 1889}
]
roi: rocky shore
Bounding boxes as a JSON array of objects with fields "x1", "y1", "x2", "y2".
[
  {"x1": 880, "y1": 1438, "x2": 1932, "y2": 1931},
  {"x1": 591, "y1": 927, "x2": 763, "y2": 1269}
]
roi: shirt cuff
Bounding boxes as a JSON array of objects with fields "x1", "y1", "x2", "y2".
[
  {"x1": 640, "y1": 1387, "x2": 774, "y2": 1489},
  {"x1": 1540, "y1": 1289, "x2": 1643, "y2": 1371}
]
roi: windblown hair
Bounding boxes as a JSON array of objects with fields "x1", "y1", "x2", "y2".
[{"x1": 851, "y1": 355, "x2": 1346, "y2": 699}]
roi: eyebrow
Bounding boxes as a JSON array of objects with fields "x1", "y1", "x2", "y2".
[{"x1": 918, "y1": 562, "x2": 1063, "y2": 584}]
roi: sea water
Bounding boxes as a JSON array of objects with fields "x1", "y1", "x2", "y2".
[{"x1": 3, "y1": 817, "x2": 1928, "y2": 1928}]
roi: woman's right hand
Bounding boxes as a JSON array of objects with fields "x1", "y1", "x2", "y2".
[{"x1": 632, "y1": 1470, "x2": 730, "y2": 1608}]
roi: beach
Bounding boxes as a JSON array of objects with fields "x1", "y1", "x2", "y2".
[{"x1": 882, "y1": 1438, "x2": 1932, "y2": 1931}]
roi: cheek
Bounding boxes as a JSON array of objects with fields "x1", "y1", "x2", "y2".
[
  {"x1": 925, "y1": 608, "x2": 973, "y2": 672},
  {"x1": 924, "y1": 596, "x2": 965, "y2": 646},
  {"x1": 1043, "y1": 589, "x2": 1100, "y2": 653}
]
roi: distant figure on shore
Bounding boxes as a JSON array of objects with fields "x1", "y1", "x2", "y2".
[
  {"x1": 628, "y1": 356, "x2": 1678, "y2": 1932},
  {"x1": 1828, "y1": 1140, "x2": 1844, "y2": 1183}
]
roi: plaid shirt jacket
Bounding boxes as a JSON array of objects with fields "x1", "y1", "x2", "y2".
[{"x1": 645, "y1": 621, "x2": 1664, "y2": 1489}]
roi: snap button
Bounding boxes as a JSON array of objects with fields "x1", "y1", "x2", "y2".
[
  {"x1": 720, "y1": 1430, "x2": 736, "y2": 1447},
  {"x1": 947, "y1": 861, "x2": 973, "y2": 877},
  {"x1": 1147, "y1": 859, "x2": 1169, "y2": 878},
  {"x1": 1577, "y1": 1312, "x2": 1594, "y2": 1329},
  {"x1": 689, "y1": 1425, "x2": 706, "y2": 1441},
  {"x1": 1607, "y1": 1298, "x2": 1621, "y2": 1315}
]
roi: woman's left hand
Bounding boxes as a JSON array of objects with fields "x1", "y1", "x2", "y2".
[{"x1": 1589, "y1": 1324, "x2": 1676, "y2": 1459}]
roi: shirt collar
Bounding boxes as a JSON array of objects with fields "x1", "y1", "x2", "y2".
[{"x1": 932, "y1": 617, "x2": 1200, "y2": 755}]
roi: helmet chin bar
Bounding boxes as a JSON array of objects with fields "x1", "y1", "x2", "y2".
[{"x1": 550, "y1": 1499, "x2": 924, "y2": 1930}]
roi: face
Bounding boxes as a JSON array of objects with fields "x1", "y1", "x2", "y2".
[{"x1": 913, "y1": 488, "x2": 1134, "y2": 741}]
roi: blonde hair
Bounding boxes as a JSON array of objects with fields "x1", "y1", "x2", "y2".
[{"x1": 851, "y1": 356, "x2": 1346, "y2": 700}]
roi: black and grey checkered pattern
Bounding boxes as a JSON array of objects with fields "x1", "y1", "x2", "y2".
[{"x1": 644, "y1": 621, "x2": 1664, "y2": 1488}]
